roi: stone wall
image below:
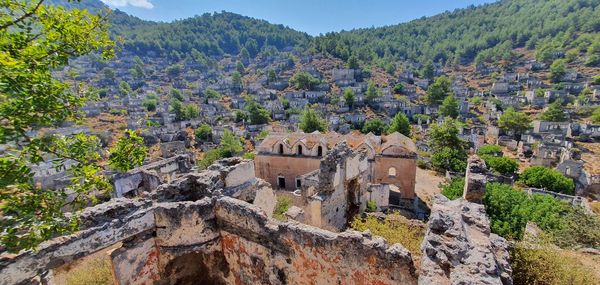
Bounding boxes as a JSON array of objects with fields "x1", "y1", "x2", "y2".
[
  {"x1": 0, "y1": 197, "x2": 418, "y2": 285},
  {"x1": 1, "y1": 156, "x2": 513, "y2": 285},
  {"x1": 254, "y1": 154, "x2": 321, "y2": 190},
  {"x1": 113, "y1": 154, "x2": 194, "y2": 197},
  {"x1": 419, "y1": 195, "x2": 512, "y2": 285},
  {"x1": 372, "y1": 156, "x2": 416, "y2": 199}
]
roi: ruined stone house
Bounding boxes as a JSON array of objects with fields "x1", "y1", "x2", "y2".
[{"x1": 254, "y1": 131, "x2": 417, "y2": 199}]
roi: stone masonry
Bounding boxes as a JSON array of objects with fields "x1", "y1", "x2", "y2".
[{"x1": 0, "y1": 157, "x2": 512, "y2": 285}]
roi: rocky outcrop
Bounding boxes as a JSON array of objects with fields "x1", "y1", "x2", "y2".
[{"x1": 419, "y1": 195, "x2": 512, "y2": 285}]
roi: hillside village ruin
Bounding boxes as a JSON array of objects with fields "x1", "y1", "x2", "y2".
[{"x1": 3, "y1": 0, "x2": 600, "y2": 284}]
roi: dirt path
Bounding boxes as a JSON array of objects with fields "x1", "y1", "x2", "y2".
[{"x1": 415, "y1": 168, "x2": 446, "y2": 206}]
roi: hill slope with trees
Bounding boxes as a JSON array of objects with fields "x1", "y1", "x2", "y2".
[{"x1": 313, "y1": 0, "x2": 600, "y2": 66}]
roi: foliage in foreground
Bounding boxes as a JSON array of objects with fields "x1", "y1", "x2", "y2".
[
  {"x1": 0, "y1": 0, "x2": 115, "y2": 252},
  {"x1": 351, "y1": 213, "x2": 424, "y2": 256},
  {"x1": 108, "y1": 130, "x2": 148, "y2": 173},
  {"x1": 484, "y1": 183, "x2": 600, "y2": 248}
]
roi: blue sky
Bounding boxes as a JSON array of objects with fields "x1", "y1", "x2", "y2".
[{"x1": 101, "y1": 0, "x2": 497, "y2": 35}]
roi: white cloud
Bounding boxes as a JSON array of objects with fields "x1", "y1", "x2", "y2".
[{"x1": 101, "y1": 0, "x2": 154, "y2": 9}]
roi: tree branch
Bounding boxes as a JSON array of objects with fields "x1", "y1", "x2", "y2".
[{"x1": 0, "y1": 0, "x2": 45, "y2": 31}]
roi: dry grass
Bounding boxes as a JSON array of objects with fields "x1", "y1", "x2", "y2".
[
  {"x1": 511, "y1": 242, "x2": 600, "y2": 285},
  {"x1": 576, "y1": 142, "x2": 600, "y2": 175},
  {"x1": 351, "y1": 212, "x2": 425, "y2": 266},
  {"x1": 52, "y1": 247, "x2": 116, "y2": 285}
]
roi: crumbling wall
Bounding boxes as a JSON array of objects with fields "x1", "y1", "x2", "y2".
[
  {"x1": 419, "y1": 195, "x2": 512, "y2": 285},
  {"x1": 113, "y1": 154, "x2": 194, "y2": 197},
  {"x1": 215, "y1": 197, "x2": 417, "y2": 285},
  {"x1": 308, "y1": 142, "x2": 374, "y2": 231},
  {"x1": 463, "y1": 155, "x2": 489, "y2": 203}
]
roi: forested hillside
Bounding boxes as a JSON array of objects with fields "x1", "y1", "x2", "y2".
[
  {"x1": 313, "y1": 0, "x2": 600, "y2": 66},
  {"x1": 49, "y1": 0, "x2": 600, "y2": 68},
  {"x1": 48, "y1": 0, "x2": 311, "y2": 60}
]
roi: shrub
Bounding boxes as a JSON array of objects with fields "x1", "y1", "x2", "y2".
[
  {"x1": 242, "y1": 152, "x2": 255, "y2": 160},
  {"x1": 477, "y1": 144, "x2": 503, "y2": 157},
  {"x1": 441, "y1": 178, "x2": 465, "y2": 200},
  {"x1": 195, "y1": 124, "x2": 212, "y2": 142},
  {"x1": 519, "y1": 166, "x2": 575, "y2": 194},
  {"x1": 142, "y1": 98, "x2": 157, "y2": 111},
  {"x1": 482, "y1": 156, "x2": 518, "y2": 175},
  {"x1": 273, "y1": 196, "x2": 292, "y2": 221},
  {"x1": 365, "y1": 200, "x2": 377, "y2": 212}
]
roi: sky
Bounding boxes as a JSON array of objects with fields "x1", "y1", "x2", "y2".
[{"x1": 100, "y1": 0, "x2": 497, "y2": 35}]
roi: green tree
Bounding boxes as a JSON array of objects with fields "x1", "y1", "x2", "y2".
[
  {"x1": 289, "y1": 71, "x2": 320, "y2": 90},
  {"x1": 388, "y1": 112, "x2": 411, "y2": 137},
  {"x1": 245, "y1": 99, "x2": 271, "y2": 125},
  {"x1": 267, "y1": 68, "x2": 277, "y2": 83},
  {"x1": 550, "y1": 59, "x2": 566, "y2": 83},
  {"x1": 592, "y1": 107, "x2": 600, "y2": 123},
  {"x1": 0, "y1": 0, "x2": 114, "y2": 252},
  {"x1": 361, "y1": 118, "x2": 386, "y2": 135},
  {"x1": 166, "y1": 64, "x2": 182, "y2": 78},
  {"x1": 428, "y1": 118, "x2": 468, "y2": 172},
  {"x1": 484, "y1": 183, "x2": 566, "y2": 240},
  {"x1": 195, "y1": 124, "x2": 212, "y2": 142},
  {"x1": 365, "y1": 81, "x2": 381, "y2": 102},
  {"x1": 343, "y1": 88, "x2": 356, "y2": 109},
  {"x1": 519, "y1": 166, "x2": 575, "y2": 194},
  {"x1": 103, "y1": 67, "x2": 115, "y2": 82},
  {"x1": 170, "y1": 98, "x2": 183, "y2": 120},
  {"x1": 439, "y1": 94, "x2": 460, "y2": 118},
  {"x1": 232, "y1": 71, "x2": 242, "y2": 87},
  {"x1": 482, "y1": 156, "x2": 518, "y2": 175},
  {"x1": 422, "y1": 61, "x2": 435, "y2": 79},
  {"x1": 219, "y1": 130, "x2": 243, "y2": 157},
  {"x1": 205, "y1": 88, "x2": 221, "y2": 99},
  {"x1": 541, "y1": 99, "x2": 567, "y2": 122},
  {"x1": 347, "y1": 55, "x2": 359, "y2": 69},
  {"x1": 236, "y1": 61, "x2": 245, "y2": 74},
  {"x1": 299, "y1": 107, "x2": 327, "y2": 133},
  {"x1": 392, "y1": 83, "x2": 404, "y2": 94},
  {"x1": 108, "y1": 130, "x2": 147, "y2": 173},
  {"x1": 425, "y1": 76, "x2": 451, "y2": 105},
  {"x1": 171, "y1": 88, "x2": 184, "y2": 101},
  {"x1": 142, "y1": 98, "x2": 157, "y2": 112},
  {"x1": 498, "y1": 107, "x2": 531, "y2": 136},
  {"x1": 118, "y1": 81, "x2": 132, "y2": 97},
  {"x1": 593, "y1": 75, "x2": 600, "y2": 85},
  {"x1": 182, "y1": 104, "x2": 200, "y2": 120}
]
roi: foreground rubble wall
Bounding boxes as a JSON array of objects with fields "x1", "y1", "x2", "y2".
[
  {"x1": 215, "y1": 197, "x2": 417, "y2": 285},
  {"x1": 0, "y1": 189, "x2": 418, "y2": 285},
  {"x1": 1, "y1": 157, "x2": 512, "y2": 285}
]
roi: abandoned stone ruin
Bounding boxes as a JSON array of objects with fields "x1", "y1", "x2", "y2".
[{"x1": 0, "y1": 150, "x2": 512, "y2": 285}]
